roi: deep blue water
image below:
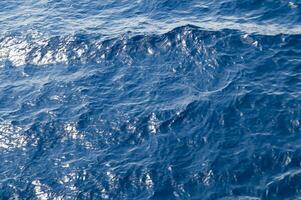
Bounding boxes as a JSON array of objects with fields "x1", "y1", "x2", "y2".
[{"x1": 0, "y1": 1, "x2": 301, "y2": 199}]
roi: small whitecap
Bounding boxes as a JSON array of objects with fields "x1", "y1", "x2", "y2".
[
  {"x1": 292, "y1": 119, "x2": 300, "y2": 127},
  {"x1": 145, "y1": 173, "x2": 153, "y2": 189},
  {"x1": 75, "y1": 47, "x2": 85, "y2": 57},
  {"x1": 63, "y1": 122, "x2": 83, "y2": 141},
  {"x1": 181, "y1": 39, "x2": 187, "y2": 47},
  {"x1": 62, "y1": 163, "x2": 70, "y2": 168},
  {"x1": 106, "y1": 170, "x2": 118, "y2": 188},
  {"x1": 173, "y1": 191, "x2": 180, "y2": 198},
  {"x1": 202, "y1": 170, "x2": 213, "y2": 186},
  {"x1": 55, "y1": 50, "x2": 68, "y2": 64},
  {"x1": 59, "y1": 172, "x2": 78, "y2": 192},
  {"x1": 203, "y1": 136, "x2": 207, "y2": 143},
  {"x1": 147, "y1": 47, "x2": 154, "y2": 55},
  {"x1": 289, "y1": 2, "x2": 297, "y2": 8},
  {"x1": 241, "y1": 34, "x2": 259, "y2": 47},
  {"x1": 49, "y1": 95, "x2": 61, "y2": 101},
  {"x1": 148, "y1": 113, "x2": 158, "y2": 134},
  {"x1": 285, "y1": 155, "x2": 292, "y2": 166},
  {"x1": 127, "y1": 123, "x2": 136, "y2": 133},
  {"x1": 32, "y1": 180, "x2": 50, "y2": 200},
  {"x1": 101, "y1": 188, "x2": 110, "y2": 199}
]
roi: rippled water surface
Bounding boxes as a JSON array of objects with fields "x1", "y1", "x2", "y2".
[{"x1": 1, "y1": 1, "x2": 301, "y2": 199}]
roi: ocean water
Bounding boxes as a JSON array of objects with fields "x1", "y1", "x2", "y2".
[{"x1": 0, "y1": 1, "x2": 301, "y2": 199}]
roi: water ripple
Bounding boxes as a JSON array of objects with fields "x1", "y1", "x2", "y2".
[{"x1": 0, "y1": 1, "x2": 301, "y2": 199}]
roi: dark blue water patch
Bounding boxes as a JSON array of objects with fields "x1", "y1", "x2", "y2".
[{"x1": 0, "y1": 24, "x2": 300, "y2": 199}]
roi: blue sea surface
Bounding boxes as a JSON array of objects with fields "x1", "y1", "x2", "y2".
[{"x1": 0, "y1": 1, "x2": 301, "y2": 199}]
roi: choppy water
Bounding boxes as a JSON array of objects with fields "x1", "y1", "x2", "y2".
[{"x1": 1, "y1": 1, "x2": 301, "y2": 199}]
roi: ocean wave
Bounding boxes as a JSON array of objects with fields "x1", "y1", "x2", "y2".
[
  {"x1": 1, "y1": 0, "x2": 301, "y2": 36},
  {"x1": 0, "y1": 23, "x2": 301, "y2": 199},
  {"x1": 1, "y1": 25, "x2": 300, "y2": 67},
  {"x1": 1, "y1": 0, "x2": 301, "y2": 198}
]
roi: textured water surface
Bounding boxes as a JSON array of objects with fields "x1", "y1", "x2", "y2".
[{"x1": 0, "y1": 1, "x2": 301, "y2": 200}]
